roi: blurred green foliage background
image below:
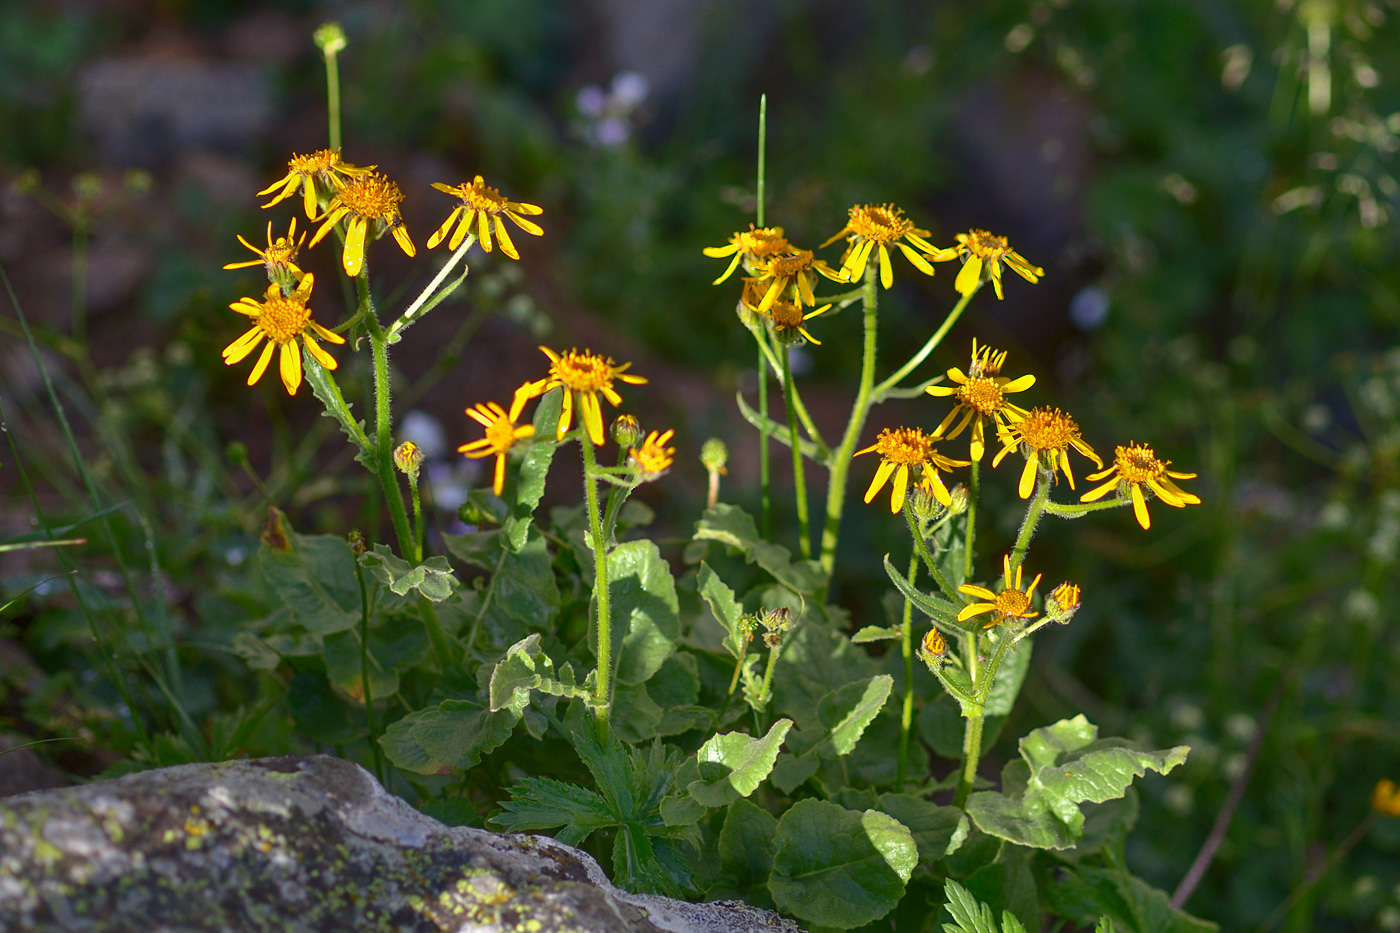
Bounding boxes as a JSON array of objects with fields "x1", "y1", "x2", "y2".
[{"x1": 3, "y1": 0, "x2": 1399, "y2": 930}]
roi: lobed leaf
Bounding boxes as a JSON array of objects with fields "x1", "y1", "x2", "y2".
[
  {"x1": 694, "y1": 503, "x2": 826, "y2": 594},
  {"x1": 688, "y1": 718, "x2": 793, "y2": 808}
]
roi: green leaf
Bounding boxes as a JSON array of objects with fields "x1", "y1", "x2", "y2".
[
  {"x1": 443, "y1": 529, "x2": 559, "y2": 649},
  {"x1": 321, "y1": 629, "x2": 399, "y2": 701},
  {"x1": 712, "y1": 797, "x2": 778, "y2": 908},
  {"x1": 818, "y1": 674, "x2": 893, "y2": 757},
  {"x1": 379, "y1": 709, "x2": 448, "y2": 776},
  {"x1": 769, "y1": 799, "x2": 917, "y2": 929},
  {"x1": 771, "y1": 622, "x2": 878, "y2": 737},
  {"x1": 488, "y1": 634, "x2": 591, "y2": 711},
  {"x1": 287, "y1": 671, "x2": 365, "y2": 744},
  {"x1": 258, "y1": 532, "x2": 359, "y2": 634},
  {"x1": 504, "y1": 386, "x2": 561, "y2": 550},
  {"x1": 874, "y1": 794, "x2": 965, "y2": 863},
  {"x1": 491, "y1": 777, "x2": 616, "y2": 847},
  {"x1": 688, "y1": 718, "x2": 793, "y2": 807},
  {"x1": 302, "y1": 353, "x2": 373, "y2": 470},
  {"x1": 442, "y1": 527, "x2": 503, "y2": 571},
  {"x1": 358, "y1": 545, "x2": 458, "y2": 602},
  {"x1": 965, "y1": 842, "x2": 1039, "y2": 933},
  {"x1": 941, "y1": 879, "x2": 999, "y2": 933},
  {"x1": 965, "y1": 715, "x2": 1190, "y2": 849},
  {"x1": 1047, "y1": 866, "x2": 1217, "y2": 933},
  {"x1": 696, "y1": 561, "x2": 746, "y2": 658},
  {"x1": 851, "y1": 625, "x2": 902, "y2": 643},
  {"x1": 231, "y1": 631, "x2": 282, "y2": 671},
  {"x1": 770, "y1": 751, "x2": 820, "y2": 794},
  {"x1": 694, "y1": 503, "x2": 826, "y2": 594},
  {"x1": 604, "y1": 539, "x2": 680, "y2": 686},
  {"x1": 612, "y1": 681, "x2": 664, "y2": 743},
  {"x1": 883, "y1": 554, "x2": 960, "y2": 627},
  {"x1": 408, "y1": 698, "x2": 522, "y2": 771},
  {"x1": 735, "y1": 390, "x2": 826, "y2": 462}
]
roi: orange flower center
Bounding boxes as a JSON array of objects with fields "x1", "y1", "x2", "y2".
[
  {"x1": 957, "y1": 378, "x2": 1005, "y2": 414},
  {"x1": 461, "y1": 179, "x2": 509, "y2": 212},
  {"x1": 994, "y1": 588, "x2": 1033, "y2": 618},
  {"x1": 962, "y1": 228, "x2": 1011, "y2": 260},
  {"x1": 1051, "y1": 582, "x2": 1081, "y2": 612},
  {"x1": 287, "y1": 148, "x2": 342, "y2": 176},
  {"x1": 266, "y1": 237, "x2": 298, "y2": 263},
  {"x1": 768, "y1": 301, "x2": 806, "y2": 331},
  {"x1": 258, "y1": 295, "x2": 312, "y2": 344},
  {"x1": 632, "y1": 438, "x2": 675, "y2": 474},
  {"x1": 1115, "y1": 443, "x2": 1167, "y2": 482},
  {"x1": 735, "y1": 227, "x2": 790, "y2": 258},
  {"x1": 334, "y1": 174, "x2": 404, "y2": 219},
  {"x1": 483, "y1": 415, "x2": 520, "y2": 453},
  {"x1": 848, "y1": 204, "x2": 914, "y2": 243},
  {"x1": 922, "y1": 628, "x2": 947, "y2": 656},
  {"x1": 1016, "y1": 407, "x2": 1082, "y2": 452},
  {"x1": 767, "y1": 250, "x2": 814, "y2": 277},
  {"x1": 551, "y1": 350, "x2": 618, "y2": 393},
  {"x1": 874, "y1": 427, "x2": 936, "y2": 465}
]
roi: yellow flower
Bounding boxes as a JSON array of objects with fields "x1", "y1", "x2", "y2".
[
  {"x1": 630, "y1": 429, "x2": 676, "y2": 479},
  {"x1": 258, "y1": 148, "x2": 375, "y2": 218},
  {"x1": 427, "y1": 175, "x2": 544, "y2": 259},
  {"x1": 926, "y1": 340, "x2": 1035, "y2": 461},
  {"x1": 958, "y1": 555, "x2": 1043, "y2": 629},
  {"x1": 222, "y1": 273, "x2": 344, "y2": 395},
  {"x1": 307, "y1": 172, "x2": 415, "y2": 277},
  {"x1": 1080, "y1": 442, "x2": 1201, "y2": 530},
  {"x1": 458, "y1": 390, "x2": 536, "y2": 496},
  {"x1": 992, "y1": 406, "x2": 1103, "y2": 498},
  {"x1": 750, "y1": 294, "x2": 832, "y2": 346},
  {"x1": 529, "y1": 347, "x2": 647, "y2": 446},
  {"x1": 856, "y1": 427, "x2": 970, "y2": 514},
  {"x1": 1373, "y1": 779, "x2": 1400, "y2": 817},
  {"x1": 223, "y1": 217, "x2": 306, "y2": 280},
  {"x1": 703, "y1": 225, "x2": 792, "y2": 284},
  {"x1": 748, "y1": 249, "x2": 847, "y2": 310},
  {"x1": 927, "y1": 229, "x2": 1044, "y2": 300},
  {"x1": 819, "y1": 203, "x2": 938, "y2": 289},
  {"x1": 922, "y1": 628, "x2": 947, "y2": 657},
  {"x1": 1050, "y1": 582, "x2": 1081, "y2": 614}
]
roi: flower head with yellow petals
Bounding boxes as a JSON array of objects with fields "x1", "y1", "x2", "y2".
[
  {"x1": 926, "y1": 340, "x2": 1035, "y2": 461},
  {"x1": 223, "y1": 217, "x2": 306, "y2": 284},
  {"x1": 528, "y1": 347, "x2": 647, "y2": 446},
  {"x1": 458, "y1": 388, "x2": 537, "y2": 496},
  {"x1": 820, "y1": 203, "x2": 938, "y2": 289},
  {"x1": 958, "y1": 555, "x2": 1043, "y2": 629},
  {"x1": 1080, "y1": 442, "x2": 1201, "y2": 529},
  {"x1": 703, "y1": 225, "x2": 791, "y2": 284},
  {"x1": 222, "y1": 273, "x2": 344, "y2": 395},
  {"x1": 857, "y1": 426, "x2": 970, "y2": 514},
  {"x1": 748, "y1": 249, "x2": 847, "y2": 311},
  {"x1": 258, "y1": 148, "x2": 375, "y2": 219},
  {"x1": 630, "y1": 429, "x2": 676, "y2": 480},
  {"x1": 308, "y1": 172, "x2": 415, "y2": 277},
  {"x1": 748, "y1": 292, "x2": 832, "y2": 346},
  {"x1": 428, "y1": 176, "x2": 543, "y2": 259},
  {"x1": 927, "y1": 229, "x2": 1044, "y2": 300},
  {"x1": 993, "y1": 406, "x2": 1102, "y2": 498}
]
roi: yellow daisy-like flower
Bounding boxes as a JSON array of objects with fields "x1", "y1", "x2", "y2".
[
  {"x1": 958, "y1": 555, "x2": 1043, "y2": 629},
  {"x1": 222, "y1": 273, "x2": 344, "y2": 395},
  {"x1": 749, "y1": 294, "x2": 832, "y2": 346},
  {"x1": 856, "y1": 426, "x2": 970, "y2": 514},
  {"x1": 926, "y1": 340, "x2": 1036, "y2": 461},
  {"x1": 427, "y1": 175, "x2": 544, "y2": 259},
  {"x1": 748, "y1": 249, "x2": 847, "y2": 311},
  {"x1": 927, "y1": 229, "x2": 1044, "y2": 300},
  {"x1": 1373, "y1": 779, "x2": 1400, "y2": 818},
  {"x1": 703, "y1": 225, "x2": 792, "y2": 284},
  {"x1": 458, "y1": 390, "x2": 536, "y2": 496},
  {"x1": 307, "y1": 172, "x2": 415, "y2": 278},
  {"x1": 630, "y1": 429, "x2": 676, "y2": 479},
  {"x1": 819, "y1": 203, "x2": 938, "y2": 289},
  {"x1": 1050, "y1": 582, "x2": 1081, "y2": 614},
  {"x1": 992, "y1": 406, "x2": 1103, "y2": 498},
  {"x1": 223, "y1": 217, "x2": 306, "y2": 280},
  {"x1": 1079, "y1": 442, "x2": 1201, "y2": 530},
  {"x1": 258, "y1": 148, "x2": 376, "y2": 219},
  {"x1": 528, "y1": 347, "x2": 648, "y2": 446}
]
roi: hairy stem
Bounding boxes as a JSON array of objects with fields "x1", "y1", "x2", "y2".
[
  {"x1": 783, "y1": 346, "x2": 812, "y2": 558},
  {"x1": 581, "y1": 429, "x2": 612, "y2": 736},
  {"x1": 897, "y1": 545, "x2": 918, "y2": 788}
]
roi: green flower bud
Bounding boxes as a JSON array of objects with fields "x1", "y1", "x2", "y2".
[
  {"x1": 611, "y1": 414, "x2": 643, "y2": 447},
  {"x1": 700, "y1": 437, "x2": 729, "y2": 474},
  {"x1": 314, "y1": 22, "x2": 348, "y2": 56}
]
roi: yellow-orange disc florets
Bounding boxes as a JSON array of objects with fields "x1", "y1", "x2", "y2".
[
  {"x1": 962, "y1": 228, "x2": 1013, "y2": 260},
  {"x1": 287, "y1": 149, "x2": 344, "y2": 176},
  {"x1": 847, "y1": 204, "x2": 916, "y2": 244},
  {"x1": 994, "y1": 588, "x2": 1033, "y2": 618},
  {"x1": 767, "y1": 250, "x2": 815, "y2": 277},
  {"x1": 957, "y1": 378, "x2": 1006, "y2": 415},
  {"x1": 734, "y1": 226, "x2": 791, "y2": 258},
  {"x1": 871, "y1": 427, "x2": 937, "y2": 465},
  {"x1": 460, "y1": 178, "x2": 510, "y2": 212},
  {"x1": 257, "y1": 294, "x2": 314, "y2": 344},
  {"x1": 1016, "y1": 407, "x2": 1083, "y2": 452},
  {"x1": 1115, "y1": 443, "x2": 1169, "y2": 483},
  {"x1": 550, "y1": 349, "x2": 619, "y2": 393},
  {"x1": 335, "y1": 174, "x2": 405, "y2": 219}
]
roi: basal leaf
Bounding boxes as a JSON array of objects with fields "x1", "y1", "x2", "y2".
[
  {"x1": 818, "y1": 674, "x2": 894, "y2": 757},
  {"x1": 688, "y1": 718, "x2": 793, "y2": 808},
  {"x1": 444, "y1": 529, "x2": 559, "y2": 650},
  {"x1": 696, "y1": 561, "x2": 746, "y2": 658},
  {"x1": 604, "y1": 539, "x2": 680, "y2": 686},
  {"x1": 1047, "y1": 866, "x2": 1218, "y2": 933},
  {"x1": 409, "y1": 698, "x2": 522, "y2": 772},
  {"x1": 379, "y1": 708, "x2": 448, "y2": 776},
  {"x1": 694, "y1": 503, "x2": 826, "y2": 594},
  {"x1": 712, "y1": 797, "x2": 778, "y2": 908},
  {"x1": 491, "y1": 776, "x2": 615, "y2": 847},
  {"x1": 321, "y1": 629, "x2": 399, "y2": 701},
  {"x1": 874, "y1": 793, "x2": 965, "y2": 863},
  {"x1": 769, "y1": 799, "x2": 917, "y2": 929},
  {"x1": 258, "y1": 531, "x2": 359, "y2": 635}
]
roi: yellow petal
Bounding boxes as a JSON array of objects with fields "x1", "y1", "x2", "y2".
[
  {"x1": 889, "y1": 464, "x2": 909, "y2": 513},
  {"x1": 279, "y1": 341, "x2": 302, "y2": 394},
  {"x1": 493, "y1": 454, "x2": 507, "y2": 496},
  {"x1": 878, "y1": 244, "x2": 893, "y2": 289},
  {"x1": 1080, "y1": 477, "x2": 1120, "y2": 502},
  {"x1": 1019, "y1": 454, "x2": 1037, "y2": 499},
  {"x1": 222, "y1": 326, "x2": 265, "y2": 363},
  {"x1": 897, "y1": 242, "x2": 935, "y2": 275},
  {"x1": 506, "y1": 210, "x2": 544, "y2": 236},
  {"x1": 493, "y1": 215, "x2": 519, "y2": 260},
  {"x1": 557, "y1": 389, "x2": 574, "y2": 439},
  {"x1": 583, "y1": 393, "x2": 605, "y2": 446},
  {"x1": 392, "y1": 223, "x2": 416, "y2": 258},
  {"x1": 302, "y1": 333, "x2": 337, "y2": 370},
  {"x1": 955, "y1": 256, "x2": 983, "y2": 296},
  {"x1": 247, "y1": 341, "x2": 275, "y2": 386},
  {"x1": 302, "y1": 181, "x2": 318, "y2": 220},
  {"x1": 1131, "y1": 483, "x2": 1151, "y2": 529},
  {"x1": 864, "y1": 460, "x2": 896, "y2": 503},
  {"x1": 343, "y1": 219, "x2": 367, "y2": 277}
]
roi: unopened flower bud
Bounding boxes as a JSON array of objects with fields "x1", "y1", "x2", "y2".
[
  {"x1": 225, "y1": 441, "x2": 249, "y2": 466},
  {"x1": 11, "y1": 169, "x2": 40, "y2": 195},
  {"x1": 314, "y1": 21, "x2": 348, "y2": 56},
  {"x1": 612, "y1": 414, "x2": 643, "y2": 447},
  {"x1": 347, "y1": 529, "x2": 366, "y2": 556},
  {"x1": 71, "y1": 172, "x2": 102, "y2": 201},
  {"x1": 123, "y1": 169, "x2": 153, "y2": 194},
  {"x1": 700, "y1": 437, "x2": 729, "y2": 475},
  {"x1": 918, "y1": 627, "x2": 948, "y2": 670},
  {"x1": 1046, "y1": 582, "x2": 1081, "y2": 624},
  {"x1": 735, "y1": 298, "x2": 761, "y2": 330},
  {"x1": 393, "y1": 441, "x2": 424, "y2": 477},
  {"x1": 909, "y1": 483, "x2": 943, "y2": 521},
  {"x1": 946, "y1": 483, "x2": 970, "y2": 514}
]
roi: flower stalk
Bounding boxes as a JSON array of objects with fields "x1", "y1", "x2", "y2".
[{"x1": 580, "y1": 430, "x2": 613, "y2": 736}]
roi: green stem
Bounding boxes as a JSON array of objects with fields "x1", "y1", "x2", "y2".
[
  {"x1": 581, "y1": 429, "x2": 612, "y2": 736},
  {"x1": 1010, "y1": 465, "x2": 1051, "y2": 572},
  {"x1": 324, "y1": 44, "x2": 341, "y2": 151},
  {"x1": 783, "y1": 346, "x2": 812, "y2": 559},
  {"x1": 1044, "y1": 493, "x2": 1131, "y2": 518},
  {"x1": 872, "y1": 288, "x2": 975, "y2": 401},
  {"x1": 354, "y1": 556, "x2": 386, "y2": 785},
  {"x1": 819, "y1": 264, "x2": 879, "y2": 574},
  {"x1": 711, "y1": 641, "x2": 751, "y2": 734},
  {"x1": 385, "y1": 234, "x2": 475, "y2": 341},
  {"x1": 360, "y1": 267, "x2": 415, "y2": 559},
  {"x1": 755, "y1": 329, "x2": 827, "y2": 454},
  {"x1": 758, "y1": 340, "x2": 771, "y2": 538},
  {"x1": 897, "y1": 546, "x2": 918, "y2": 788},
  {"x1": 954, "y1": 627, "x2": 1014, "y2": 808},
  {"x1": 962, "y1": 460, "x2": 980, "y2": 582},
  {"x1": 407, "y1": 471, "x2": 424, "y2": 564},
  {"x1": 905, "y1": 499, "x2": 959, "y2": 600}
]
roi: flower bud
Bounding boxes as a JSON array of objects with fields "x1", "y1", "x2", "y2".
[
  {"x1": 225, "y1": 441, "x2": 249, "y2": 466},
  {"x1": 908, "y1": 482, "x2": 944, "y2": 521},
  {"x1": 611, "y1": 414, "x2": 643, "y2": 447},
  {"x1": 700, "y1": 437, "x2": 729, "y2": 475},
  {"x1": 393, "y1": 441, "x2": 424, "y2": 477},
  {"x1": 347, "y1": 529, "x2": 366, "y2": 557},
  {"x1": 946, "y1": 483, "x2": 970, "y2": 514},
  {"x1": 314, "y1": 21, "x2": 348, "y2": 56},
  {"x1": 71, "y1": 172, "x2": 102, "y2": 202},
  {"x1": 1046, "y1": 582, "x2": 1081, "y2": 624},
  {"x1": 1373, "y1": 779, "x2": 1400, "y2": 817},
  {"x1": 11, "y1": 169, "x2": 40, "y2": 195},
  {"x1": 918, "y1": 627, "x2": 948, "y2": 670}
]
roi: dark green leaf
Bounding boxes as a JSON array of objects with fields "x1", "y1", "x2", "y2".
[
  {"x1": 322, "y1": 629, "x2": 399, "y2": 701},
  {"x1": 491, "y1": 777, "x2": 615, "y2": 847},
  {"x1": 612, "y1": 680, "x2": 664, "y2": 743},
  {"x1": 504, "y1": 386, "x2": 562, "y2": 549},
  {"x1": 258, "y1": 532, "x2": 359, "y2": 634},
  {"x1": 940, "y1": 879, "x2": 998, "y2": 933},
  {"x1": 712, "y1": 797, "x2": 778, "y2": 908},
  {"x1": 696, "y1": 561, "x2": 746, "y2": 658},
  {"x1": 769, "y1": 799, "x2": 917, "y2": 929},
  {"x1": 358, "y1": 545, "x2": 458, "y2": 602},
  {"x1": 852, "y1": 625, "x2": 902, "y2": 643},
  {"x1": 818, "y1": 674, "x2": 893, "y2": 757},
  {"x1": 770, "y1": 751, "x2": 820, "y2": 794},
  {"x1": 378, "y1": 709, "x2": 447, "y2": 776},
  {"x1": 874, "y1": 794, "x2": 965, "y2": 863},
  {"x1": 688, "y1": 718, "x2": 793, "y2": 807},
  {"x1": 694, "y1": 503, "x2": 826, "y2": 594},
  {"x1": 409, "y1": 698, "x2": 521, "y2": 771},
  {"x1": 604, "y1": 539, "x2": 680, "y2": 686},
  {"x1": 444, "y1": 529, "x2": 560, "y2": 649},
  {"x1": 287, "y1": 671, "x2": 365, "y2": 744},
  {"x1": 883, "y1": 554, "x2": 960, "y2": 627},
  {"x1": 1047, "y1": 866, "x2": 1218, "y2": 933}
]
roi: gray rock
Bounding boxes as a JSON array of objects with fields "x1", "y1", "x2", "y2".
[{"x1": 0, "y1": 755, "x2": 800, "y2": 933}]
